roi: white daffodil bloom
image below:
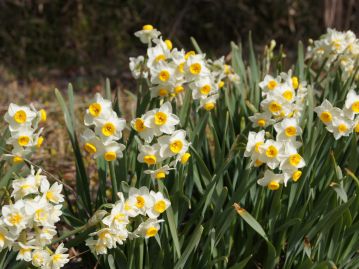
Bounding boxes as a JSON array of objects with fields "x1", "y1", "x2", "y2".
[
  {"x1": 146, "y1": 191, "x2": 171, "y2": 219},
  {"x1": 126, "y1": 187, "x2": 154, "y2": 216},
  {"x1": 133, "y1": 218, "x2": 164, "y2": 239},
  {"x1": 244, "y1": 131, "x2": 265, "y2": 158},
  {"x1": 147, "y1": 39, "x2": 171, "y2": 68},
  {"x1": 274, "y1": 118, "x2": 302, "y2": 141},
  {"x1": 134, "y1": 25, "x2": 161, "y2": 44},
  {"x1": 81, "y1": 128, "x2": 104, "y2": 157},
  {"x1": 6, "y1": 127, "x2": 36, "y2": 148},
  {"x1": 150, "y1": 84, "x2": 173, "y2": 98},
  {"x1": 259, "y1": 75, "x2": 280, "y2": 94},
  {"x1": 150, "y1": 61, "x2": 176, "y2": 85},
  {"x1": 137, "y1": 144, "x2": 162, "y2": 166},
  {"x1": 26, "y1": 198, "x2": 54, "y2": 227},
  {"x1": 84, "y1": 93, "x2": 113, "y2": 126},
  {"x1": 11, "y1": 176, "x2": 38, "y2": 200},
  {"x1": 4, "y1": 103, "x2": 37, "y2": 131},
  {"x1": 171, "y1": 48, "x2": 186, "y2": 77},
  {"x1": 143, "y1": 102, "x2": 180, "y2": 136},
  {"x1": 36, "y1": 226, "x2": 57, "y2": 246},
  {"x1": 0, "y1": 224, "x2": 15, "y2": 250},
  {"x1": 343, "y1": 89, "x2": 359, "y2": 119},
  {"x1": 2, "y1": 200, "x2": 28, "y2": 234},
  {"x1": 185, "y1": 54, "x2": 210, "y2": 79},
  {"x1": 248, "y1": 112, "x2": 275, "y2": 128},
  {"x1": 275, "y1": 83, "x2": 296, "y2": 103},
  {"x1": 199, "y1": 94, "x2": 219, "y2": 111},
  {"x1": 16, "y1": 242, "x2": 37, "y2": 262},
  {"x1": 144, "y1": 165, "x2": 173, "y2": 180},
  {"x1": 45, "y1": 243, "x2": 69, "y2": 269},
  {"x1": 102, "y1": 202, "x2": 129, "y2": 230},
  {"x1": 129, "y1": 55, "x2": 148, "y2": 79},
  {"x1": 31, "y1": 249, "x2": 50, "y2": 268},
  {"x1": 102, "y1": 141, "x2": 126, "y2": 162},
  {"x1": 90, "y1": 227, "x2": 128, "y2": 250},
  {"x1": 314, "y1": 99, "x2": 341, "y2": 125},
  {"x1": 326, "y1": 114, "x2": 353, "y2": 140},
  {"x1": 157, "y1": 129, "x2": 189, "y2": 158},
  {"x1": 190, "y1": 76, "x2": 216, "y2": 100},
  {"x1": 258, "y1": 140, "x2": 283, "y2": 169},
  {"x1": 86, "y1": 238, "x2": 108, "y2": 255},
  {"x1": 94, "y1": 111, "x2": 126, "y2": 143},
  {"x1": 40, "y1": 180, "x2": 64, "y2": 204},
  {"x1": 261, "y1": 97, "x2": 291, "y2": 117},
  {"x1": 3, "y1": 145, "x2": 32, "y2": 164},
  {"x1": 131, "y1": 116, "x2": 155, "y2": 143},
  {"x1": 279, "y1": 144, "x2": 306, "y2": 173},
  {"x1": 257, "y1": 170, "x2": 285, "y2": 190}
]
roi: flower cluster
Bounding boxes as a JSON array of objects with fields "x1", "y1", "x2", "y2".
[
  {"x1": 307, "y1": 28, "x2": 359, "y2": 81},
  {"x1": 315, "y1": 88, "x2": 359, "y2": 139},
  {"x1": 81, "y1": 93, "x2": 126, "y2": 162},
  {"x1": 131, "y1": 101, "x2": 191, "y2": 179},
  {"x1": 244, "y1": 70, "x2": 308, "y2": 190},
  {"x1": 130, "y1": 25, "x2": 240, "y2": 111},
  {"x1": 4, "y1": 103, "x2": 46, "y2": 163},
  {"x1": 86, "y1": 187, "x2": 170, "y2": 255},
  {"x1": 0, "y1": 167, "x2": 68, "y2": 269}
]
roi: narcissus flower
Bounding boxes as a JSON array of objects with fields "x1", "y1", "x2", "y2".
[
  {"x1": 134, "y1": 24, "x2": 161, "y2": 44},
  {"x1": 157, "y1": 130, "x2": 189, "y2": 158},
  {"x1": 257, "y1": 170, "x2": 285, "y2": 190}
]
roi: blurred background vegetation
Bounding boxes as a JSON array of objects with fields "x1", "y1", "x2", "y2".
[{"x1": 0, "y1": 0, "x2": 358, "y2": 86}]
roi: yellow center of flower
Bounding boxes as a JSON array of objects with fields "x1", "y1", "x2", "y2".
[
  {"x1": 98, "y1": 230, "x2": 109, "y2": 240},
  {"x1": 338, "y1": 124, "x2": 348, "y2": 133},
  {"x1": 9, "y1": 213, "x2": 22, "y2": 225},
  {"x1": 282, "y1": 90, "x2": 293, "y2": 101},
  {"x1": 170, "y1": 140, "x2": 183, "y2": 154},
  {"x1": 154, "y1": 200, "x2": 166, "y2": 213},
  {"x1": 159, "y1": 70, "x2": 170, "y2": 82},
  {"x1": 35, "y1": 209, "x2": 47, "y2": 221},
  {"x1": 185, "y1": 51, "x2": 196, "y2": 60},
  {"x1": 285, "y1": 126, "x2": 297, "y2": 137},
  {"x1": 174, "y1": 85, "x2": 184, "y2": 93},
  {"x1": 84, "y1": 143, "x2": 97, "y2": 154},
  {"x1": 351, "y1": 101, "x2": 359, "y2": 113},
  {"x1": 178, "y1": 62, "x2": 185, "y2": 73},
  {"x1": 144, "y1": 155, "x2": 157, "y2": 165},
  {"x1": 355, "y1": 123, "x2": 359, "y2": 133},
  {"x1": 143, "y1": 24, "x2": 154, "y2": 31},
  {"x1": 203, "y1": 102, "x2": 215, "y2": 111},
  {"x1": 291, "y1": 76, "x2": 299, "y2": 89},
  {"x1": 200, "y1": 85, "x2": 211, "y2": 95},
  {"x1": 268, "y1": 102, "x2": 282, "y2": 113},
  {"x1": 102, "y1": 123, "x2": 116, "y2": 136},
  {"x1": 12, "y1": 156, "x2": 24, "y2": 164},
  {"x1": 254, "y1": 160, "x2": 263, "y2": 167},
  {"x1": 136, "y1": 196, "x2": 145, "y2": 208},
  {"x1": 52, "y1": 254, "x2": 62, "y2": 262},
  {"x1": 146, "y1": 227, "x2": 158, "y2": 237},
  {"x1": 164, "y1": 39, "x2": 172, "y2": 50},
  {"x1": 292, "y1": 170, "x2": 302, "y2": 182},
  {"x1": 181, "y1": 152, "x2": 191, "y2": 164},
  {"x1": 254, "y1": 142, "x2": 263, "y2": 153},
  {"x1": 46, "y1": 191, "x2": 54, "y2": 201},
  {"x1": 267, "y1": 80, "x2": 277, "y2": 90},
  {"x1": 0, "y1": 233, "x2": 4, "y2": 243},
  {"x1": 289, "y1": 154, "x2": 302, "y2": 166},
  {"x1": 89, "y1": 103, "x2": 102, "y2": 117},
  {"x1": 134, "y1": 118, "x2": 145, "y2": 132},
  {"x1": 14, "y1": 110, "x2": 27, "y2": 124},
  {"x1": 104, "y1": 151, "x2": 117, "y2": 161},
  {"x1": 18, "y1": 136, "x2": 30, "y2": 146},
  {"x1": 154, "y1": 112, "x2": 167, "y2": 125},
  {"x1": 114, "y1": 213, "x2": 126, "y2": 222},
  {"x1": 155, "y1": 54, "x2": 166, "y2": 62},
  {"x1": 37, "y1": 136, "x2": 44, "y2": 148},
  {"x1": 268, "y1": 180, "x2": 280, "y2": 190},
  {"x1": 39, "y1": 109, "x2": 47, "y2": 122},
  {"x1": 218, "y1": 81, "x2": 225, "y2": 88},
  {"x1": 158, "y1": 88, "x2": 169, "y2": 96},
  {"x1": 257, "y1": 119, "x2": 266, "y2": 127},
  {"x1": 189, "y1": 63, "x2": 201, "y2": 75},
  {"x1": 155, "y1": 171, "x2": 166, "y2": 179},
  {"x1": 320, "y1": 111, "x2": 332, "y2": 123},
  {"x1": 266, "y1": 145, "x2": 278, "y2": 158}
]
